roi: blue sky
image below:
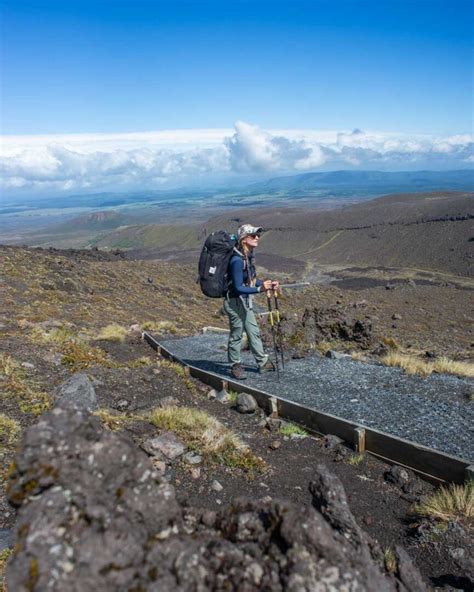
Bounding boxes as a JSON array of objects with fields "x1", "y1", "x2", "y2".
[
  {"x1": 2, "y1": 0, "x2": 472, "y2": 135},
  {"x1": 0, "y1": 1, "x2": 472, "y2": 195}
]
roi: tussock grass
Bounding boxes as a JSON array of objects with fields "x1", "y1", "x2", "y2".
[
  {"x1": 431, "y1": 357, "x2": 474, "y2": 378},
  {"x1": 149, "y1": 406, "x2": 265, "y2": 473},
  {"x1": 95, "y1": 323, "x2": 128, "y2": 342},
  {"x1": 0, "y1": 413, "x2": 21, "y2": 446},
  {"x1": 381, "y1": 337, "x2": 401, "y2": 350},
  {"x1": 383, "y1": 548, "x2": 397, "y2": 574},
  {"x1": 279, "y1": 422, "x2": 308, "y2": 437},
  {"x1": 126, "y1": 356, "x2": 154, "y2": 368},
  {"x1": 347, "y1": 453, "x2": 365, "y2": 465},
  {"x1": 0, "y1": 548, "x2": 12, "y2": 592},
  {"x1": 29, "y1": 325, "x2": 77, "y2": 345},
  {"x1": 381, "y1": 352, "x2": 474, "y2": 378},
  {"x1": 413, "y1": 481, "x2": 473, "y2": 522},
  {"x1": 141, "y1": 320, "x2": 178, "y2": 334},
  {"x1": 94, "y1": 409, "x2": 142, "y2": 431},
  {"x1": 61, "y1": 341, "x2": 115, "y2": 371},
  {"x1": 0, "y1": 354, "x2": 50, "y2": 416}
]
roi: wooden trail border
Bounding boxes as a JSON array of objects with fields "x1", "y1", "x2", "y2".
[{"x1": 143, "y1": 332, "x2": 472, "y2": 484}]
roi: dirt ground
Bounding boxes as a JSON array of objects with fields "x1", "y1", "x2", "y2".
[{"x1": 1, "y1": 245, "x2": 473, "y2": 590}]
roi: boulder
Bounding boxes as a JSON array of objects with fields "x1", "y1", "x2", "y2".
[
  {"x1": 54, "y1": 373, "x2": 97, "y2": 412},
  {"x1": 235, "y1": 393, "x2": 258, "y2": 414},
  {"x1": 321, "y1": 434, "x2": 344, "y2": 450},
  {"x1": 144, "y1": 432, "x2": 186, "y2": 460},
  {"x1": 325, "y1": 350, "x2": 351, "y2": 360},
  {"x1": 6, "y1": 407, "x2": 427, "y2": 592},
  {"x1": 384, "y1": 465, "x2": 411, "y2": 488}
]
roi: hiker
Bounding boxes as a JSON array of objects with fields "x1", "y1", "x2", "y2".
[{"x1": 224, "y1": 224, "x2": 279, "y2": 380}]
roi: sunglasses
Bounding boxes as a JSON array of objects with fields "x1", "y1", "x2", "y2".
[{"x1": 248, "y1": 233, "x2": 260, "y2": 239}]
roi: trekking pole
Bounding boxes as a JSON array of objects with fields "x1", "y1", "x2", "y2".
[
  {"x1": 273, "y1": 289, "x2": 285, "y2": 369},
  {"x1": 266, "y1": 290, "x2": 280, "y2": 381}
]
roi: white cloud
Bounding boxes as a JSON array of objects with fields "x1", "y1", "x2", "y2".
[{"x1": 0, "y1": 123, "x2": 472, "y2": 194}]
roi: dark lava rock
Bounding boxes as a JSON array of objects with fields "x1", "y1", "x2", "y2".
[
  {"x1": 54, "y1": 373, "x2": 98, "y2": 412},
  {"x1": 6, "y1": 407, "x2": 427, "y2": 591},
  {"x1": 235, "y1": 392, "x2": 258, "y2": 413},
  {"x1": 299, "y1": 305, "x2": 374, "y2": 349},
  {"x1": 372, "y1": 342, "x2": 390, "y2": 357},
  {"x1": 325, "y1": 349, "x2": 351, "y2": 360},
  {"x1": 384, "y1": 465, "x2": 412, "y2": 488}
]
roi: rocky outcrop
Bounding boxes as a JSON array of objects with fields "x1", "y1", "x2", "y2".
[
  {"x1": 300, "y1": 305, "x2": 374, "y2": 349},
  {"x1": 6, "y1": 406, "x2": 427, "y2": 591}
]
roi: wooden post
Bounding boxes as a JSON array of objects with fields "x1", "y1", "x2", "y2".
[
  {"x1": 465, "y1": 465, "x2": 474, "y2": 483},
  {"x1": 269, "y1": 396, "x2": 278, "y2": 418},
  {"x1": 354, "y1": 427, "x2": 366, "y2": 452}
]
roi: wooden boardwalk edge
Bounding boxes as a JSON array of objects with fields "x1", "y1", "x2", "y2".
[{"x1": 143, "y1": 332, "x2": 470, "y2": 484}]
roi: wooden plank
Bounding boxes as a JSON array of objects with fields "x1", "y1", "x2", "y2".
[{"x1": 364, "y1": 430, "x2": 467, "y2": 484}]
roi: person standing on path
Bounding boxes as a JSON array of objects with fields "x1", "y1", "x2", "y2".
[{"x1": 224, "y1": 224, "x2": 279, "y2": 380}]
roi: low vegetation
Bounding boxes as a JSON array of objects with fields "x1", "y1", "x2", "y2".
[
  {"x1": 141, "y1": 320, "x2": 178, "y2": 334},
  {"x1": 279, "y1": 422, "x2": 308, "y2": 437},
  {"x1": 149, "y1": 406, "x2": 265, "y2": 473},
  {"x1": 383, "y1": 548, "x2": 397, "y2": 574},
  {"x1": 381, "y1": 352, "x2": 474, "y2": 378},
  {"x1": 347, "y1": 453, "x2": 365, "y2": 466},
  {"x1": 413, "y1": 481, "x2": 473, "y2": 522},
  {"x1": 61, "y1": 341, "x2": 115, "y2": 371},
  {"x1": 0, "y1": 413, "x2": 21, "y2": 446},
  {"x1": 94, "y1": 409, "x2": 143, "y2": 431},
  {"x1": 95, "y1": 323, "x2": 128, "y2": 342},
  {"x1": 0, "y1": 354, "x2": 50, "y2": 415},
  {"x1": 0, "y1": 549, "x2": 12, "y2": 592}
]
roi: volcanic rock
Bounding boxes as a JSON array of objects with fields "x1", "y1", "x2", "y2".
[{"x1": 6, "y1": 405, "x2": 427, "y2": 591}]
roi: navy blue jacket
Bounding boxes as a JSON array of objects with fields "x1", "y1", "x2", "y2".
[{"x1": 227, "y1": 251, "x2": 262, "y2": 297}]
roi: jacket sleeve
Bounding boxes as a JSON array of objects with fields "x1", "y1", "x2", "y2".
[{"x1": 229, "y1": 257, "x2": 260, "y2": 295}]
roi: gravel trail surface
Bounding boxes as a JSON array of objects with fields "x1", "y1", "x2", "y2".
[{"x1": 161, "y1": 334, "x2": 474, "y2": 461}]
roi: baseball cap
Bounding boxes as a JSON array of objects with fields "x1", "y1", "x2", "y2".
[{"x1": 237, "y1": 224, "x2": 263, "y2": 241}]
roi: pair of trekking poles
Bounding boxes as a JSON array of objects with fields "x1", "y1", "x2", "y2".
[
  {"x1": 265, "y1": 287, "x2": 285, "y2": 381},
  {"x1": 259, "y1": 282, "x2": 309, "y2": 381}
]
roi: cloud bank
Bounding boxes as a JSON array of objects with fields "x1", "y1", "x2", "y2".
[{"x1": 1, "y1": 122, "x2": 472, "y2": 194}]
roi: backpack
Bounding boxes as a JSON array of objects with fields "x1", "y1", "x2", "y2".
[{"x1": 198, "y1": 230, "x2": 237, "y2": 298}]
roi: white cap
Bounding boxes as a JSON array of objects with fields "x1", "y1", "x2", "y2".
[{"x1": 237, "y1": 224, "x2": 263, "y2": 241}]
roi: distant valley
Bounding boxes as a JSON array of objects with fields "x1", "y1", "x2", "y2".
[{"x1": 1, "y1": 170, "x2": 473, "y2": 288}]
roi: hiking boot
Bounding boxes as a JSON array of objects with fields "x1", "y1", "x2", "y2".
[
  {"x1": 259, "y1": 358, "x2": 276, "y2": 374},
  {"x1": 231, "y1": 363, "x2": 247, "y2": 380}
]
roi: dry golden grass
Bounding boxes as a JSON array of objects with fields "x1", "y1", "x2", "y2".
[
  {"x1": 94, "y1": 409, "x2": 143, "y2": 431},
  {"x1": 0, "y1": 354, "x2": 50, "y2": 416},
  {"x1": 149, "y1": 406, "x2": 265, "y2": 473},
  {"x1": 381, "y1": 336, "x2": 401, "y2": 350},
  {"x1": 61, "y1": 341, "x2": 115, "y2": 371},
  {"x1": 347, "y1": 453, "x2": 365, "y2": 466},
  {"x1": 431, "y1": 357, "x2": 474, "y2": 378},
  {"x1": 0, "y1": 413, "x2": 21, "y2": 446},
  {"x1": 0, "y1": 549, "x2": 12, "y2": 592},
  {"x1": 141, "y1": 320, "x2": 178, "y2": 334},
  {"x1": 383, "y1": 548, "x2": 397, "y2": 574},
  {"x1": 95, "y1": 323, "x2": 128, "y2": 342},
  {"x1": 413, "y1": 481, "x2": 473, "y2": 522},
  {"x1": 381, "y1": 352, "x2": 474, "y2": 378}
]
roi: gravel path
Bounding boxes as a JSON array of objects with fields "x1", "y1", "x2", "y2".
[{"x1": 161, "y1": 334, "x2": 474, "y2": 461}]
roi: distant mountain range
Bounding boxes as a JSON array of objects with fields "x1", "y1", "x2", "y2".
[{"x1": 248, "y1": 169, "x2": 474, "y2": 193}]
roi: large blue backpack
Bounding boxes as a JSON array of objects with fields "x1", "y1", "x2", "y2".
[{"x1": 198, "y1": 231, "x2": 237, "y2": 298}]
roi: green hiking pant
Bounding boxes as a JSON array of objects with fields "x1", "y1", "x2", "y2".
[{"x1": 223, "y1": 296, "x2": 268, "y2": 367}]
